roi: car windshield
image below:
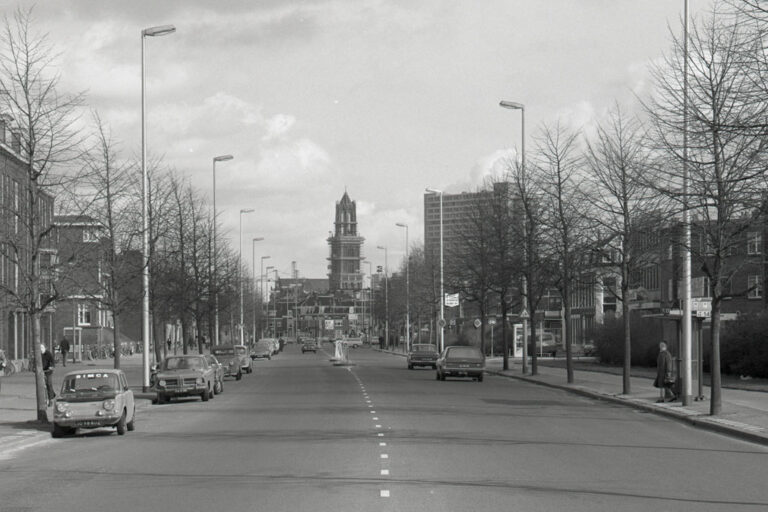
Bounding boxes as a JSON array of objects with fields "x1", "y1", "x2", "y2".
[
  {"x1": 412, "y1": 344, "x2": 437, "y2": 353},
  {"x1": 255, "y1": 341, "x2": 271, "y2": 350},
  {"x1": 213, "y1": 348, "x2": 234, "y2": 355},
  {"x1": 61, "y1": 373, "x2": 119, "y2": 394},
  {"x1": 235, "y1": 346, "x2": 247, "y2": 355},
  {"x1": 447, "y1": 347, "x2": 482, "y2": 359},
  {"x1": 164, "y1": 357, "x2": 204, "y2": 370}
]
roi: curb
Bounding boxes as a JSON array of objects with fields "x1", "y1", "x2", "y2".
[{"x1": 486, "y1": 369, "x2": 768, "y2": 448}]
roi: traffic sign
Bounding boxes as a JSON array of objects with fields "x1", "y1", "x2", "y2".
[
  {"x1": 437, "y1": 318, "x2": 447, "y2": 328},
  {"x1": 519, "y1": 309, "x2": 530, "y2": 319},
  {"x1": 488, "y1": 318, "x2": 496, "y2": 325},
  {"x1": 473, "y1": 318, "x2": 482, "y2": 329},
  {"x1": 444, "y1": 293, "x2": 460, "y2": 307}
]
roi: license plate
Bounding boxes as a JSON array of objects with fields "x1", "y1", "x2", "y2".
[{"x1": 459, "y1": 364, "x2": 469, "y2": 368}]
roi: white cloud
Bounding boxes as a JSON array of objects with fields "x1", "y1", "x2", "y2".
[{"x1": 262, "y1": 114, "x2": 296, "y2": 141}]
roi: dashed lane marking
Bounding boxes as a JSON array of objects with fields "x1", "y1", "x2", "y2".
[
  {"x1": 379, "y1": 442, "x2": 386, "y2": 446},
  {"x1": 380, "y1": 453, "x2": 389, "y2": 459},
  {"x1": 381, "y1": 469, "x2": 390, "y2": 475},
  {"x1": 380, "y1": 490, "x2": 390, "y2": 498}
]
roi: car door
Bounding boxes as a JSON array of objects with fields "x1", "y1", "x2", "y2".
[{"x1": 120, "y1": 372, "x2": 135, "y2": 421}]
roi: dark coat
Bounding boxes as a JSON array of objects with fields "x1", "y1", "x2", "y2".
[
  {"x1": 654, "y1": 349, "x2": 673, "y2": 388},
  {"x1": 60, "y1": 338, "x2": 70, "y2": 352},
  {"x1": 42, "y1": 351, "x2": 55, "y2": 373}
]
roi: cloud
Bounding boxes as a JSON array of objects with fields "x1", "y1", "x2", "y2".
[{"x1": 262, "y1": 114, "x2": 296, "y2": 141}]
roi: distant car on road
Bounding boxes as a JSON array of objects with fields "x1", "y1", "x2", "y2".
[
  {"x1": 345, "y1": 337, "x2": 363, "y2": 348},
  {"x1": 212, "y1": 345, "x2": 245, "y2": 380},
  {"x1": 407, "y1": 343, "x2": 439, "y2": 369},
  {"x1": 436, "y1": 346, "x2": 485, "y2": 382},
  {"x1": 233, "y1": 344, "x2": 253, "y2": 373},
  {"x1": 52, "y1": 369, "x2": 135, "y2": 437},
  {"x1": 301, "y1": 340, "x2": 318, "y2": 353},
  {"x1": 155, "y1": 355, "x2": 217, "y2": 403}
]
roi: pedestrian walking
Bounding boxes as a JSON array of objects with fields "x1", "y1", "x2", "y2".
[
  {"x1": 41, "y1": 344, "x2": 56, "y2": 406},
  {"x1": 59, "y1": 337, "x2": 70, "y2": 367},
  {"x1": 653, "y1": 341, "x2": 676, "y2": 403},
  {"x1": 0, "y1": 349, "x2": 7, "y2": 393}
]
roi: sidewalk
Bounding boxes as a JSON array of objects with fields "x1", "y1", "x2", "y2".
[{"x1": 377, "y1": 348, "x2": 768, "y2": 446}]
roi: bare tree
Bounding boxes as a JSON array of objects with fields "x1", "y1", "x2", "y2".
[
  {"x1": 535, "y1": 122, "x2": 590, "y2": 384},
  {"x1": 0, "y1": 7, "x2": 84, "y2": 422},
  {"x1": 583, "y1": 105, "x2": 661, "y2": 394},
  {"x1": 645, "y1": 5, "x2": 768, "y2": 414}
]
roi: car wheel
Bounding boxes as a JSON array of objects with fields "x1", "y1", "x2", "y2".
[
  {"x1": 408, "y1": 364, "x2": 413, "y2": 370},
  {"x1": 201, "y1": 385, "x2": 210, "y2": 402},
  {"x1": 432, "y1": 365, "x2": 437, "y2": 370},
  {"x1": 216, "y1": 379, "x2": 223, "y2": 394},
  {"x1": 127, "y1": 408, "x2": 136, "y2": 431},
  {"x1": 157, "y1": 393, "x2": 166, "y2": 404},
  {"x1": 116, "y1": 410, "x2": 127, "y2": 435},
  {"x1": 477, "y1": 374, "x2": 484, "y2": 382},
  {"x1": 51, "y1": 423, "x2": 66, "y2": 438},
  {"x1": 236, "y1": 371, "x2": 242, "y2": 381},
  {"x1": 435, "y1": 371, "x2": 440, "y2": 381}
]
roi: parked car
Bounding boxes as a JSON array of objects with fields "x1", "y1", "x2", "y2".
[
  {"x1": 407, "y1": 343, "x2": 439, "y2": 369},
  {"x1": 233, "y1": 344, "x2": 254, "y2": 373},
  {"x1": 204, "y1": 354, "x2": 225, "y2": 394},
  {"x1": 252, "y1": 339, "x2": 275, "y2": 359},
  {"x1": 52, "y1": 369, "x2": 135, "y2": 437},
  {"x1": 211, "y1": 345, "x2": 245, "y2": 380},
  {"x1": 436, "y1": 346, "x2": 485, "y2": 382},
  {"x1": 345, "y1": 337, "x2": 363, "y2": 348},
  {"x1": 302, "y1": 340, "x2": 318, "y2": 353},
  {"x1": 155, "y1": 355, "x2": 217, "y2": 403}
]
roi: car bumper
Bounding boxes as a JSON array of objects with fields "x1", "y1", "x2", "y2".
[
  {"x1": 409, "y1": 358, "x2": 437, "y2": 366},
  {"x1": 441, "y1": 366, "x2": 484, "y2": 377},
  {"x1": 157, "y1": 385, "x2": 206, "y2": 396},
  {"x1": 54, "y1": 413, "x2": 122, "y2": 429}
]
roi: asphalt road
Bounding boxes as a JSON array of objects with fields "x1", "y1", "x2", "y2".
[{"x1": 1, "y1": 344, "x2": 767, "y2": 511}]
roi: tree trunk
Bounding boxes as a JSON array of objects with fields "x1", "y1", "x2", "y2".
[
  {"x1": 501, "y1": 300, "x2": 509, "y2": 371},
  {"x1": 622, "y1": 284, "x2": 631, "y2": 395},
  {"x1": 564, "y1": 285, "x2": 574, "y2": 384},
  {"x1": 112, "y1": 310, "x2": 121, "y2": 370},
  {"x1": 33, "y1": 313, "x2": 48, "y2": 423}
]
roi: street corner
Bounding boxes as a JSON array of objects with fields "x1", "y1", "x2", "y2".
[{"x1": 0, "y1": 423, "x2": 54, "y2": 461}]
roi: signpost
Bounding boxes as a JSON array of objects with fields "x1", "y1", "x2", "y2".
[{"x1": 444, "y1": 293, "x2": 460, "y2": 308}]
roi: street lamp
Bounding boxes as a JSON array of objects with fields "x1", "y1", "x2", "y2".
[
  {"x1": 500, "y1": 99, "x2": 527, "y2": 373},
  {"x1": 681, "y1": 0, "x2": 692, "y2": 406},
  {"x1": 425, "y1": 188, "x2": 444, "y2": 352},
  {"x1": 377, "y1": 245, "x2": 389, "y2": 349},
  {"x1": 365, "y1": 260, "x2": 373, "y2": 342},
  {"x1": 141, "y1": 23, "x2": 175, "y2": 390},
  {"x1": 212, "y1": 154, "x2": 233, "y2": 346},
  {"x1": 238, "y1": 209, "x2": 255, "y2": 344},
  {"x1": 265, "y1": 265, "x2": 274, "y2": 336},
  {"x1": 396, "y1": 222, "x2": 410, "y2": 352},
  {"x1": 258, "y1": 253, "x2": 270, "y2": 339}
]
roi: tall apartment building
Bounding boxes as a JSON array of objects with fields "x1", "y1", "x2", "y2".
[{"x1": 327, "y1": 191, "x2": 365, "y2": 292}]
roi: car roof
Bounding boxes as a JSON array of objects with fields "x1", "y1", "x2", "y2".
[{"x1": 62, "y1": 368, "x2": 123, "y2": 377}]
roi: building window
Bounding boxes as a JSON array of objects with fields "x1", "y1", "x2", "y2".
[
  {"x1": 83, "y1": 228, "x2": 99, "y2": 243},
  {"x1": 747, "y1": 232, "x2": 762, "y2": 255},
  {"x1": 748, "y1": 275, "x2": 762, "y2": 299},
  {"x1": 77, "y1": 304, "x2": 92, "y2": 326}
]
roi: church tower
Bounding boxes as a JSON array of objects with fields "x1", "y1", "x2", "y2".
[{"x1": 327, "y1": 191, "x2": 365, "y2": 292}]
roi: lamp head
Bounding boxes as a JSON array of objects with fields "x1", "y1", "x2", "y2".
[
  {"x1": 214, "y1": 154, "x2": 234, "y2": 162},
  {"x1": 377, "y1": 245, "x2": 386, "y2": 250},
  {"x1": 143, "y1": 25, "x2": 176, "y2": 37},
  {"x1": 253, "y1": 237, "x2": 264, "y2": 243},
  {"x1": 395, "y1": 223, "x2": 407, "y2": 228},
  {"x1": 241, "y1": 208, "x2": 255, "y2": 214},
  {"x1": 499, "y1": 100, "x2": 524, "y2": 110}
]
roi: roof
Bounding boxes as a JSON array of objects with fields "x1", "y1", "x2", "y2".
[{"x1": 54, "y1": 214, "x2": 103, "y2": 227}]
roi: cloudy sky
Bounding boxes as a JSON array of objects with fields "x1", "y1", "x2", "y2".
[{"x1": 19, "y1": 0, "x2": 710, "y2": 279}]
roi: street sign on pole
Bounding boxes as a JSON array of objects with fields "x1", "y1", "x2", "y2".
[
  {"x1": 520, "y1": 309, "x2": 530, "y2": 319},
  {"x1": 488, "y1": 318, "x2": 496, "y2": 325},
  {"x1": 473, "y1": 318, "x2": 482, "y2": 329},
  {"x1": 444, "y1": 293, "x2": 460, "y2": 307},
  {"x1": 437, "y1": 317, "x2": 447, "y2": 329}
]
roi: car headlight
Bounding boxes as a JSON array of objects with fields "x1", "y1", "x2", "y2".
[
  {"x1": 55, "y1": 402, "x2": 69, "y2": 413},
  {"x1": 196, "y1": 377, "x2": 204, "y2": 384},
  {"x1": 103, "y1": 400, "x2": 116, "y2": 411},
  {"x1": 159, "y1": 379, "x2": 166, "y2": 387}
]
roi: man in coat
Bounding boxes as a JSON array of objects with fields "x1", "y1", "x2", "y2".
[
  {"x1": 41, "y1": 344, "x2": 56, "y2": 405},
  {"x1": 59, "y1": 337, "x2": 70, "y2": 367},
  {"x1": 653, "y1": 341, "x2": 676, "y2": 403}
]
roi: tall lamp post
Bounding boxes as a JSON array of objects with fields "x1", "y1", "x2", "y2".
[
  {"x1": 425, "y1": 188, "x2": 444, "y2": 352},
  {"x1": 265, "y1": 265, "x2": 274, "y2": 336},
  {"x1": 681, "y1": 0, "x2": 692, "y2": 407},
  {"x1": 377, "y1": 245, "x2": 389, "y2": 349},
  {"x1": 141, "y1": 24, "x2": 175, "y2": 390},
  {"x1": 499, "y1": 100, "x2": 527, "y2": 373},
  {"x1": 396, "y1": 223, "x2": 410, "y2": 352},
  {"x1": 212, "y1": 154, "x2": 234, "y2": 346},
  {"x1": 258, "y1": 254, "x2": 270, "y2": 339},
  {"x1": 365, "y1": 260, "x2": 373, "y2": 341},
  {"x1": 238, "y1": 209, "x2": 255, "y2": 344}
]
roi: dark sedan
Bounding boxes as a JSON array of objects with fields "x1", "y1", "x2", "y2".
[
  {"x1": 436, "y1": 346, "x2": 485, "y2": 382},
  {"x1": 407, "y1": 343, "x2": 439, "y2": 369}
]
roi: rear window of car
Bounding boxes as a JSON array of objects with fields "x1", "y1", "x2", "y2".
[
  {"x1": 412, "y1": 344, "x2": 437, "y2": 353},
  {"x1": 213, "y1": 348, "x2": 234, "y2": 355},
  {"x1": 255, "y1": 341, "x2": 271, "y2": 349},
  {"x1": 164, "y1": 357, "x2": 204, "y2": 370},
  {"x1": 235, "y1": 347, "x2": 247, "y2": 355},
  {"x1": 447, "y1": 347, "x2": 482, "y2": 358}
]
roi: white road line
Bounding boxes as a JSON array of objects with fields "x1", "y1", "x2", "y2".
[
  {"x1": 373, "y1": 417, "x2": 379, "y2": 420},
  {"x1": 379, "y1": 442, "x2": 386, "y2": 446},
  {"x1": 378, "y1": 433, "x2": 384, "y2": 437},
  {"x1": 380, "y1": 490, "x2": 390, "y2": 498},
  {"x1": 380, "y1": 453, "x2": 389, "y2": 459},
  {"x1": 381, "y1": 469, "x2": 390, "y2": 475},
  {"x1": 376, "y1": 424, "x2": 382, "y2": 428},
  {"x1": 370, "y1": 411, "x2": 375, "y2": 413}
]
